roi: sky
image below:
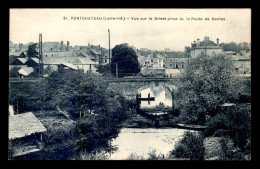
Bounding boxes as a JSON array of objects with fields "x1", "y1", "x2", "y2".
[{"x1": 10, "y1": 8, "x2": 251, "y2": 51}]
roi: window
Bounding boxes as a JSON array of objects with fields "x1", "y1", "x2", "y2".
[
  {"x1": 46, "y1": 55, "x2": 47, "y2": 57},
  {"x1": 151, "y1": 59, "x2": 153, "y2": 62},
  {"x1": 52, "y1": 54, "x2": 53, "y2": 57}
]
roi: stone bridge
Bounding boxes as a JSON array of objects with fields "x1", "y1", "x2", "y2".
[{"x1": 106, "y1": 78, "x2": 178, "y2": 100}]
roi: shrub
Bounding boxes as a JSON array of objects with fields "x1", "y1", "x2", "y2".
[
  {"x1": 205, "y1": 106, "x2": 251, "y2": 151},
  {"x1": 147, "y1": 149, "x2": 167, "y2": 160},
  {"x1": 219, "y1": 136, "x2": 246, "y2": 160},
  {"x1": 127, "y1": 153, "x2": 145, "y2": 160},
  {"x1": 173, "y1": 131, "x2": 205, "y2": 160},
  {"x1": 78, "y1": 148, "x2": 109, "y2": 160}
]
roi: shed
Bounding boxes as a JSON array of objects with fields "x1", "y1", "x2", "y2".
[
  {"x1": 9, "y1": 112, "x2": 47, "y2": 157},
  {"x1": 9, "y1": 112, "x2": 46, "y2": 140},
  {"x1": 18, "y1": 67, "x2": 34, "y2": 76}
]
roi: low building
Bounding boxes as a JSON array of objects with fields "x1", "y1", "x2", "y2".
[
  {"x1": 8, "y1": 112, "x2": 47, "y2": 158},
  {"x1": 18, "y1": 67, "x2": 34, "y2": 77}
]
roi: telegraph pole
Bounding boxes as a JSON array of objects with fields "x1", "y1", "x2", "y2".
[
  {"x1": 108, "y1": 29, "x2": 111, "y2": 73},
  {"x1": 116, "y1": 63, "x2": 118, "y2": 78},
  {"x1": 39, "y1": 33, "x2": 43, "y2": 112}
]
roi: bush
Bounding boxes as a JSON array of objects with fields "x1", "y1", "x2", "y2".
[
  {"x1": 127, "y1": 153, "x2": 145, "y2": 160},
  {"x1": 173, "y1": 131, "x2": 205, "y2": 160},
  {"x1": 219, "y1": 136, "x2": 246, "y2": 160},
  {"x1": 78, "y1": 148, "x2": 109, "y2": 160},
  {"x1": 205, "y1": 106, "x2": 251, "y2": 151},
  {"x1": 147, "y1": 149, "x2": 167, "y2": 160}
]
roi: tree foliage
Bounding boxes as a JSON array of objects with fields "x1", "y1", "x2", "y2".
[
  {"x1": 205, "y1": 105, "x2": 251, "y2": 151},
  {"x1": 173, "y1": 54, "x2": 244, "y2": 124},
  {"x1": 9, "y1": 67, "x2": 129, "y2": 154},
  {"x1": 173, "y1": 131, "x2": 205, "y2": 160},
  {"x1": 27, "y1": 43, "x2": 39, "y2": 58},
  {"x1": 111, "y1": 44, "x2": 140, "y2": 77},
  {"x1": 221, "y1": 42, "x2": 250, "y2": 53},
  {"x1": 9, "y1": 67, "x2": 20, "y2": 77}
]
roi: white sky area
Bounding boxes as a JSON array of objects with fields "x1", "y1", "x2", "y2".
[{"x1": 10, "y1": 9, "x2": 251, "y2": 51}]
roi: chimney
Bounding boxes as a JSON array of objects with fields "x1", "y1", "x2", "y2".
[
  {"x1": 67, "y1": 41, "x2": 70, "y2": 51},
  {"x1": 197, "y1": 38, "x2": 200, "y2": 47},
  {"x1": 98, "y1": 44, "x2": 100, "y2": 50},
  {"x1": 88, "y1": 43, "x2": 90, "y2": 47},
  {"x1": 61, "y1": 41, "x2": 64, "y2": 51},
  {"x1": 194, "y1": 41, "x2": 197, "y2": 47},
  {"x1": 216, "y1": 38, "x2": 219, "y2": 46}
]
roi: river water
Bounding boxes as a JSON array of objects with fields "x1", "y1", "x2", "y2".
[
  {"x1": 110, "y1": 128, "x2": 190, "y2": 160},
  {"x1": 140, "y1": 82, "x2": 173, "y2": 108},
  {"x1": 108, "y1": 82, "x2": 184, "y2": 160}
]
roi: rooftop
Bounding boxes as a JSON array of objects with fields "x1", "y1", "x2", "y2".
[
  {"x1": 9, "y1": 112, "x2": 47, "y2": 140},
  {"x1": 18, "y1": 67, "x2": 34, "y2": 76}
]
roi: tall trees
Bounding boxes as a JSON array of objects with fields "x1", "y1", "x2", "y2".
[
  {"x1": 173, "y1": 53, "x2": 244, "y2": 124},
  {"x1": 111, "y1": 44, "x2": 140, "y2": 77},
  {"x1": 27, "y1": 43, "x2": 39, "y2": 58},
  {"x1": 221, "y1": 42, "x2": 251, "y2": 53}
]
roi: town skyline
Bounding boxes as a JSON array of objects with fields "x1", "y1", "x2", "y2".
[{"x1": 10, "y1": 9, "x2": 251, "y2": 51}]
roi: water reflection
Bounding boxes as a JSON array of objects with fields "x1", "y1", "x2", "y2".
[{"x1": 140, "y1": 82, "x2": 172, "y2": 108}]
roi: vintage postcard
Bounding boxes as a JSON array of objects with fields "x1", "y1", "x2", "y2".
[{"x1": 9, "y1": 8, "x2": 251, "y2": 160}]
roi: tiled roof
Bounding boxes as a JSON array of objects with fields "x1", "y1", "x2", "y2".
[
  {"x1": 72, "y1": 58, "x2": 96, "y2": 65},
  {"x1": 90, "y1": 48, "x2": 101, "y2": 55},
  {"x1": 9, "y1": 112, "x2": 47, "y2": 140},
  {"x1": 60, "y1": 63, "x2": 78, "y2": 70}
]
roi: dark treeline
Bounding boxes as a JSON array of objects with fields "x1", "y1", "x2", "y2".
[{"x1": 220, "y1": 42, "x2": 251, "y2": 53}]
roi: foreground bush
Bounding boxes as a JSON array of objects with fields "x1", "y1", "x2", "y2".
[
  {"x1": 78, "y1": 148, "x2": 109, "y2": 160},
  {"x1": 205, "y1": 106, "x2": 251, "y2": 151},
  {"x1": 127, "y1": 150, "x2": 168, "y2": 160},
  {"x1": 172, "y1": 131, "x2": 205, "y2": 160},
  {"x1": 127, "y1": 153, "x2": 145, "y2": 160}
]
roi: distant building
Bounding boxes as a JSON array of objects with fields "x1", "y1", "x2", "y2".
[
  {"x1": 233, "y1": 49, "x2": 251, "y2": 74},
  {"x1": 190, "y1": 36, "x2": 223, "y2": 58}
]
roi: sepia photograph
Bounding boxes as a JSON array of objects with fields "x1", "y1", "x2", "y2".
[{"x1": 8, "y1": 8, "x2": 251, "y2": 160}]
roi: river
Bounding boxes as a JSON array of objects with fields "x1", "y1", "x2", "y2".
[{"x1": 110, "y1": 128, "x2": 190, "y2": 160}]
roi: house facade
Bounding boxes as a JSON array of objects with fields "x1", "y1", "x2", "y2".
[{"x1": 190, "y1": 36, "x2": 223, "y2": 58}]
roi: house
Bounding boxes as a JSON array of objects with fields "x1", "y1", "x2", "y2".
[
  {"x1": 18, "y1": 67, "x2": 34, "y2": 77},
  {"x1": 8, "y1": 112, "x2": 47, "y2": 158},
  {"x1": 70, "y1": 57, "x2": 97, "y2": 73},
  {"x1": 190, "y1": 36, "x2": 223, "y2": 58},
  {"x1": 233, "y1": 50, "x2": 251, "y2": 74},
  {"x1": 99, "y1": 48, "x2": 111, "y2": 65},
  {"x1": 10, "y1": 58, "x2": 28, "y2": 67},
  {"x1": 164, "y1": 51, "x2": 190, "y2": 69},
  {"x1": 26, "y1": 56, "x2": 98, "y2": 74}
]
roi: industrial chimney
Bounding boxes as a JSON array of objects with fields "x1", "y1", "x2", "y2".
[
  {"x1": 197, "y1": 38, "x2": 200, "y2": 47},
  {"x1": 67, "y1": 41, "x2": 70, "y2": 51},
  {"x1": 216, "y1": 38, "x2": 219, "y2": 46},
  {"x1": 61, "y1": 41, "x2": 64, "y2": 51}
]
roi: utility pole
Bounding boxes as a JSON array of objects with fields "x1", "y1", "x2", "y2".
[
  {"x1": 16, "y1": 101, "x2": 18, "y2": 114},
  {"x1": 39, "y1": 33, "x2": 43, "y2": 112},
  {"x1": 116, "y1": 63, "x2": 118, "y2": 78},
  {"x1": 108, "y1": 29, "x2": 111, "y2": 73}
]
